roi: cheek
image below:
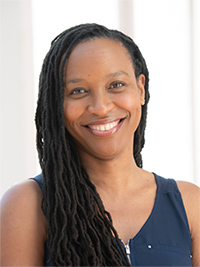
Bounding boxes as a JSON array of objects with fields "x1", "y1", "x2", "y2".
[
  {"x1": 117, "y1": 92, "x2": 141, "y2": 112},
  {"x1": 63, "y1": 100, "x2": 82, "y2": 128},
  {"x1": 119, "y1": 93, "x2": 142, "y2": 130}
]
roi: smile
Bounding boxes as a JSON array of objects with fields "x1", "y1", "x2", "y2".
[
  {"x1": 84, "y1": 118, "x2": 125, "y2": 137},
  {"x1": 88, "y1": 121, "x2": 119, "y2": 131}
]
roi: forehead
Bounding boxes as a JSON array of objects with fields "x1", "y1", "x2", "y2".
[
  {"x1": 69, "y1": 38, "x2": 130, "y2": 58},
  {"x1": 64, "y1": 38, "x2": 134, "y2": 77}
]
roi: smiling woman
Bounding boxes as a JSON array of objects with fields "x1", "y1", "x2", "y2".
[
  {"x1": 1, "y1": 23, "x2": 199, "y2": 267},
  {"x1": 63, "y1": 38, "x2": 145, "y2": 160}
]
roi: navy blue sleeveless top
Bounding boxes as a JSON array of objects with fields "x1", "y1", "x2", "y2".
[{"x1": 31, "y1": 173, "x2": 192, "y2": 266}]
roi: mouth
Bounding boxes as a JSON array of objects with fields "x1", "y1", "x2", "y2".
[{"x1": 83, "y1": 118, "x2": 126, "y2": 136}]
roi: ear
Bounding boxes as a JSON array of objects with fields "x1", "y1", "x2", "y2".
[{"x1": 137, "y1": 74, "x2": 145, "y2": 105}]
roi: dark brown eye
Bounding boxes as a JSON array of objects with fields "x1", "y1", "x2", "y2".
[
  {"x1": 109, "y1": 82, "x2": 125, "y2": 89},
  {"x1": 71, "y1": 88, "x2": 86, "y2": 95}
]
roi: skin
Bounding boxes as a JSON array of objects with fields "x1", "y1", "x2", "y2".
[
  {"x1": 0, "y1": 180, "x2": 47, "y2": 266},
  {"x1": 1, "y1": 38, "x2": 200, "y2": 266},
  {"x1": 63, "y1": 39, "x2": 145, "y2": 161}
]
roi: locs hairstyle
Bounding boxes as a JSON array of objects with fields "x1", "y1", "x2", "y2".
[{"x1": 35, "y1": 23, "x2": 150, "y2": 266}]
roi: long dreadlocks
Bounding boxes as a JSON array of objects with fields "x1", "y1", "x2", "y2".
[{"x1": 35, "y1": 23, "x2": 150, "y2": 266}]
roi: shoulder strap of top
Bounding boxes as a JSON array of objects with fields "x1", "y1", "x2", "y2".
[
  {"x1": 30, "y1": 173, "x2": 43, "y2": 191},
  {"x1": 153, "y1": 173, "x2": 179, "y2": 195}
]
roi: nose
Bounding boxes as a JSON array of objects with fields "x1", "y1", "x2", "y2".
[{"x1": 87, "y1": 91, "x2": 114, "y2": 116}]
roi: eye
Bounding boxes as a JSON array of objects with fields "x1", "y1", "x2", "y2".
[
  {"x1": 108, "y1": 81, "x2": 126, "y2": 90},
  {"x1": 71, "y1": 88, "x2": 85, "y2": 94},
  {"x1": 70, "y1": 88, "x2": 87, "y2": 96}
]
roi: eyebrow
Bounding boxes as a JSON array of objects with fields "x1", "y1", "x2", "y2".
[
  {"x1": 106, "y1": 71, "x2": 130, "y2": 78},
  {"x1": 65, "y1": 78, "x2": 86, "y2": 86},
  {"x1": 65, "y1": 71, "x2": 130, "y2": 86}
]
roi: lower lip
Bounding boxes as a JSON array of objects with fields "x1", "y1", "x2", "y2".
[{"x1": 84, "y1": 119, "x2": 125, "y2": 137}]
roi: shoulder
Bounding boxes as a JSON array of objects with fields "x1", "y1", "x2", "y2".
[
  {"x1": 1, "y1": 178, "x2": 45, "y2": 223},
  {"x1": 1, "y1": 177, "x2": 42, "y2": 202},
  {"x1": 176, "y1": 180, "x2": 200, "y2": 265},
  {"x1": 176, "y1": 180, "x2": 200, "y2": 228},
  {"x1": 0, "y1": 179, "x2": 47, "y2": 266},
  {"x1": 176, "y1": 180, "x2": 200, "y2": 220}
]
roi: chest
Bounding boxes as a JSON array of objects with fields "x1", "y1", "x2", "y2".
[{"x1": 104, "y1": 187, "x2": 157, "y2": 244}]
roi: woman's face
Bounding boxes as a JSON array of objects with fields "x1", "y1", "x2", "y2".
[{"x1": 63, "y1": 38, "x2": 145, "y2": 160}]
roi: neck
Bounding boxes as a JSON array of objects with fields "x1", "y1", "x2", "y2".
[{"x1": 79, "y1": 151, "x2": 142, "y2": 196}]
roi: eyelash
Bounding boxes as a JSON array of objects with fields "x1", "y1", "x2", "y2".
[
  {"x1": 109, "y1": 81, "x2": 125, "y2": 90},
  {"x1": 70, "y1": 88, "x2": 86, "y2": 95},
  {"x1": 69, "y1": 81, "x2": 126, "y2": 97}
]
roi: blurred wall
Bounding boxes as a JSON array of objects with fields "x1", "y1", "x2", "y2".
[
  {"x1": 1, "y1": 0, "x2": 199, "y2": 198},
  {"x1": 0, "y1": 0, "x2": 37, "y2": 197}
]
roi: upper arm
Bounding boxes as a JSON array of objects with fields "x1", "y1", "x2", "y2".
[
  {"x1": 0, "y1": 179, "x2": 47, "y2": 266},
  {"x1": 177, "y1": 181, "x2": 200, "y2": 267}
]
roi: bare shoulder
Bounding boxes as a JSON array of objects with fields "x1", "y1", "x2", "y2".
[
  {"x1": 176, "y1": 180, "x2": 200, "y2": 212},
  {"x1": 0, "y1": 179, "x2": 47, "y2": 266},
  {"x1": 176, "y1": 179, "x2": 200, "y2": 193},
  {"x1": 176, "y1": 180, "x2": 200, "y2": 223},
  {"x1": 1, "y1": 179, "x2": 46, "y2": 225},
  {"x1": 1, "y1": 178, "x2": 42, "y2": 205},
  {"x1": 176, "y1": 180, "x2": 200, "y2": 266}
]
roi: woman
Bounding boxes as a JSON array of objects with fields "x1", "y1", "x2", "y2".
[{"x1": 1, "y1": 23, "x2": 199, "y2": 266}]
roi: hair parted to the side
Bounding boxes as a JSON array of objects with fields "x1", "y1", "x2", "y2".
[{"x1": 35, "y1": 23, "x2": 150, "y2": 266}]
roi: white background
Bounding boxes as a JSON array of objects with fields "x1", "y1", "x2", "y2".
[{"x1": 1, "y1": 0, "x2": 200, "y2": 197}]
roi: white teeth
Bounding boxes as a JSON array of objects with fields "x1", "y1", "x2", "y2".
[{"x1": 89, "y1": 121, "x2": 119, "y2": 131}]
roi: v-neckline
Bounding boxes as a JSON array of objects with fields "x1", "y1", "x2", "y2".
[{"x1": 120, "y1": 172, "x2": 159, "y2": 245}]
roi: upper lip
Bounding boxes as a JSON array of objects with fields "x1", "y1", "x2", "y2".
[{"x1": 83, "y1": 117, "x2": 126, "y2": 127}]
